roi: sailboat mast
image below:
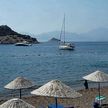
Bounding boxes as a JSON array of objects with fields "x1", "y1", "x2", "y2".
[
  {"x1": 63, "y1": 14, "x2": 65, "y2": 43},
  {"x1": 59, "y1": 14, "x2": 65, "y2": 44}
]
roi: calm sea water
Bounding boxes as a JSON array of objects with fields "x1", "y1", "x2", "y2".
[{"x1": 0, "y1": 42, "x2": 108, "y2": 98}]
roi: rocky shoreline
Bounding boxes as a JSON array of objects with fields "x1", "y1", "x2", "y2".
[{"x1": 0, "y1": 25, "x2": 39, "y2": 44}]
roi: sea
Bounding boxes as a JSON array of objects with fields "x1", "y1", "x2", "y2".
[{"x1": 0, "y1": 41, "x2": 108, "y2": 99}]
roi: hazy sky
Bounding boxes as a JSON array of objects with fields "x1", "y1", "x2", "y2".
[{"x1": 0, "y1": 0, "x2": 108, "y2": 35}]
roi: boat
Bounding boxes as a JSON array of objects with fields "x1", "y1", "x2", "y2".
[
  {"x1": 15, "y1": 41, "x2": 32, "y2": 46},
  {"x1": 59, "y1": 42, "x2": 74, "y2": 50},
  {"x1": 59, "y1": 15, "x2": 75, "y2": 50}
]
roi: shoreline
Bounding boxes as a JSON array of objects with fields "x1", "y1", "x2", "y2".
[
  {"x1": 1, "y1": 86, "x2": 108, "y2": 108},
  {"x1": 0, "y1": 81, "x2": 108, "y2": 98}
]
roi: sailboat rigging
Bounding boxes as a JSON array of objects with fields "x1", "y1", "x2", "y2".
[{"x1": 59, "y1": 15, "x2": 75, "y2": 50}]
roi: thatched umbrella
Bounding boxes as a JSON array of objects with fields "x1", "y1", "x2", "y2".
[
  {"x1": 5, "y1": 77, "x2": 34, "y2": 99},
  {"x1": 0, "y1": 98, "x2": 35, "y2": 108},
  {"x1": 83, "y1": 70, "x2": 108, "y2": 104},
  {"x1": 31, "y1": 80, "x2": 82, "y2": 108}
]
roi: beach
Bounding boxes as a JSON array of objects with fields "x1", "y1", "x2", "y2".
[
  {"x1": 0, "y1": 87, "x2": 108, "y2": 108},
  {"x1": 1, "y1": 0, "x2": 108, "y2": 107}
]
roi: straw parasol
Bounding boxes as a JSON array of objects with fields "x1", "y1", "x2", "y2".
[
  {"x1": 31, "y1": 80, "x2": 82, "y2": 108},
  {"x1": 0, "y1": 98, "x2": 35, "y2": 108},
  {"x1": 5, "y1": 77, "x2": 34, "y2": 99},
  {"x1": 83, "y1": 70, "x2": 108, "y2": 104}
]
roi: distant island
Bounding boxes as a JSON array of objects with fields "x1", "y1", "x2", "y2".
[
  {"x1": 49, "y1": 37, "x2": 60, "y2": 42},
  {"x1": 0, "y1": 25, "x2": 39, "y2": 44}
]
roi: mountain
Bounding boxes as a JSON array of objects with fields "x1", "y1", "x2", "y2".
[
  {"x1": 49, "y1": 37, "x2": 60, "y2": 42},
  {"x1": 0, "y1": 25, "x2": 39, "y2": 44},
  {"x1": 80, "y1": 28, "x2": 108, "y2": 41},
  {"x1": 36, "y1": 31, "x2": 79, "y2": 42},
  {"x1": 36, "y1": 28, "x2": 108, "y2": 42}
]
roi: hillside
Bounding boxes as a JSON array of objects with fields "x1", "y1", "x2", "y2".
[{"x1": 0, "y1": 25, "x2": 39, "y2": 44}]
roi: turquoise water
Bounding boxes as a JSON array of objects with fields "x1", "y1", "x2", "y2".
[{"x1": 0, "y1": 42, "x2": 108, "y2": 98}]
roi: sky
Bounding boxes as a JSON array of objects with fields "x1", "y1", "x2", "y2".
[{"x1": 0, "y1": 0, "x2": 108, "y2": 36}]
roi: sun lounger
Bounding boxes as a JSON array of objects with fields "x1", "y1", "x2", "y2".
[
  {"x1": 64, "y1": 106, "x2": 74, "y2": 108},
  {"x1": 48, "y1": 104, "x2": 64, "y2": 108}
]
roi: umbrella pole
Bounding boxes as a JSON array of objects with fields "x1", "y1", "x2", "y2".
[
  {"x1": 20, "y1": 89, "x2": 22, "y2": 99},
  {"x1": 98, "y1": 82, "x2": 101, "y2": 105},
  {"x1": 55, "y1": 97, "x2": 58, "y2": 108}
]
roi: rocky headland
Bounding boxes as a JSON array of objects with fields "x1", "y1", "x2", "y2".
[{"x1": 0, "y1": 25, "x2": 39, "y2": 44}]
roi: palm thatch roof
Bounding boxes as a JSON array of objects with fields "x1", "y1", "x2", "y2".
[
  {"x1": 5, "y1": 77, "x2": 33, "y2": 89},
  {"x1": 0, "y1": 98, "x2": 35, "y2": 108},
  {"x1": 31, "y1": 80, "x2": 82, "y2": 98},
  {"x1": 83, "y1": 70, "x2": 108, "y2": 82}
]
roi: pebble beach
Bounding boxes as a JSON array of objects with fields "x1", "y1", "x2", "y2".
[{"x1": 1, "y1": 87, "x2": 108, "y2": 108}]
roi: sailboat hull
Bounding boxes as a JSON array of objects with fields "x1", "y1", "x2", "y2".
[{"x1": 59, "y1": 45, "x2": 74, "y2": 50}]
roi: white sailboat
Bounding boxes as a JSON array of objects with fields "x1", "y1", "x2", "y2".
[{"x1": 59, "y1": 15, "x2": 74, "y2": 50}]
